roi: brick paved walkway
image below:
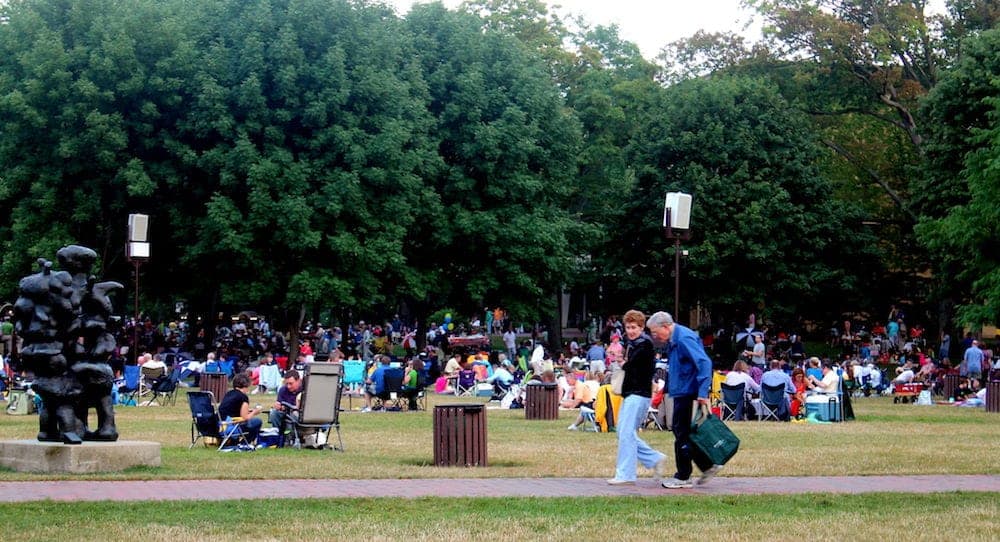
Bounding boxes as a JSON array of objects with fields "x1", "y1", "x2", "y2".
[{"x1": 1, "y1": 475, "x2": 997, "y2": 503}]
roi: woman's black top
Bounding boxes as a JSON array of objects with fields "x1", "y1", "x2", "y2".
[{"x1": 622, "y1": 333, "x2": 655, "y2": 398}]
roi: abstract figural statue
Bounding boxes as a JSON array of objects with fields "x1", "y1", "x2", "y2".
[{"x1": 13, "y1": 245, "x2": 123, "y2": 444}]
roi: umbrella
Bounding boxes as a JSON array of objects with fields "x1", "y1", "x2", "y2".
[{"x1": 735, "y1": 329, "x2": 765, "y2": 350}]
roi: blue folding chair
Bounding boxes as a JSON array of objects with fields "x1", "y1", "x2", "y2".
[
  {"x1": 342, "y1": 360, "x2": 366, "y2": 410},
  {"x1": 219, "y1": 358, "x2": 235, "y2": 378},
  {"x1": 720, "y1": 383, "x2": 746, "y2": 421},
  {"x1": 118, "y1": 365, "x2": 141, "y2": 406}
]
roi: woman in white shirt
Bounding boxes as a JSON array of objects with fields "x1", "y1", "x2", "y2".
[{"x1": 724, "y1": 360, "x2": 761, "y2": 396}]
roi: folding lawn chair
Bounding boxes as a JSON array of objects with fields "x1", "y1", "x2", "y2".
[
  {"x1": 454, "y1": 369, "x2": 476, "y2": 397},
  {"x1": 341, "y1": 359, "x2": 365, "y2": 410},
  {"x1": 118, "y1": 365, "x2": 141, "y2": 406},
  {"x1": 145, "y1": 366, "x2": 182, "y2": 406},
  {"x1": 720, "y1": 382, "x2": 746, "y2": 421},
  {"x1": 759, "y1": 383, "x2": 790, "y2": 421},
  {"x1": 187, "y1": 391, "x2": 253, "y2": 451},
  {"x1": 257, "y1": 363, "x2": 281, "y2": 393},
  {"x1": 378, "y1": 367, "x2": 406, "y2": 410},
  {"x1": 286, "y1": 362, "x2": 344, "y2": 451}
]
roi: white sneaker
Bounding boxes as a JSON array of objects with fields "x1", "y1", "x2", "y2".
[
  {"x1": 360, "y1": 407, "x2": 371, "y2": 413},
  {"x1": 698, "y1": 465, "x2": 722, "y2": 485},
  {"x1": 606, "y1": 478, "x2": 635, "y2": 486},
  {"x1": 661, "y1": 477, "x2": 694, "y2": 489},
  {"x1": 567, "y1": 424, "x2": 578, "y2": 431}
]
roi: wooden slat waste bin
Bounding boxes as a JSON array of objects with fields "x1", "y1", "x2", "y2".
[
  {"x1": 942, "y1": 374, "x2": 960, "y2": 400},
  {"x1": 199, "y1": 372, "x2": 229, "y2": 404},
  {"x1": 434, "y1": 404, "x2": 487, "y2": 467},
  {"x1": 987, "y1": 380, "x2": 1000, "y2": 413},
  {"x1": 525, "y1": 382, "x2": 559, "y2": 420}
]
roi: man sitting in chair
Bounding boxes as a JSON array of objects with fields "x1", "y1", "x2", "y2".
[
  {"x1": 218, "y1": 373, "x2": 263, "y2": 445},
  {"x1": 808, "y1": 362, "x2": 841, "y2": 394},
  {"x1": 362, "y1": 355, "x2": 391, "y2": 412},
  {"x1": 269, "y1": 369, "x2": 302, "y2": 443}
]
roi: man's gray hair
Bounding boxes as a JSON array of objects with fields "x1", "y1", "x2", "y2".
[{"x1": 648, "y1": 311, "x2": 674, "y2": 329}]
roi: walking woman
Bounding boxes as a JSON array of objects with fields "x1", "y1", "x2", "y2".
[{"x1": 608, "y1": 309, "x2": 667, "y2": 485}]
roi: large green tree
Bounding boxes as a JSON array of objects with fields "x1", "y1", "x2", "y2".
[
  {"x1": 916, "y1": 28, "x2": 1000, "y2": 327},
  {"x1": 402, "y1": 3, "x2": 581, "y2": 331},
  {"x1": 618, "y1": 75, "x2": 877, "y2": 324}
]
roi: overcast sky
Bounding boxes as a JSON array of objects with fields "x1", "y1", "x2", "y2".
[
  {"x1": 388, "y1": 0, "x2": 948, "y2": 60},
  {"x1": 388, "y1": 0, "x2": 762, "y2": 59}
]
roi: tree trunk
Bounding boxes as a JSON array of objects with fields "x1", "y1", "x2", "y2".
[{"x1": 547, "y1": 290, "x2": 563, "y2": 353}]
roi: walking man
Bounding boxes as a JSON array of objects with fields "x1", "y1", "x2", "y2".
[{"x1": 646, "y1": 311, "x2": 719, "y2": 488}]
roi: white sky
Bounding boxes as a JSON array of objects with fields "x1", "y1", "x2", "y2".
[
  {"x1": 389, "y1": 0, "x2": 948, "y2": 60},
  {"x1": 388, "y1": 0, "x2": 762, "y2": 59}
]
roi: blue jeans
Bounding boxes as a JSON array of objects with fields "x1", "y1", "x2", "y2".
[
  {"x1": 241, "y1": 417, "x2": 262, "y2": 444},
  {"x1": 614, "y1": 394, "x2": 666, "y2": 481}
]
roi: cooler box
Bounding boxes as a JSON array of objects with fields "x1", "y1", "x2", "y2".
[{"x1": 805, "y1": 395, "x2": 841, "y2": 422}]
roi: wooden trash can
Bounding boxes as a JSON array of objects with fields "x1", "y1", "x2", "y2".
[
  {"x1": 942, "y1": 374, "x2": 960, "y2": 399},
  {"x1": 986, "y1": 380, "x2": 1000, "y2": 414},
  {"x1": 200, "y1": 372, "x2": 229, "y2": 405},
  {"x1": 525, "y1": 382, "x2": 559, "y2": 420},
  {"x1": 434, "y1": 404, "x2": 487, "y2": 467}
]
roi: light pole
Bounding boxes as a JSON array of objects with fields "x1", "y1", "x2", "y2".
[
  {"x1": 663, "y1": 192, "x2": 692, "y2": 322},
  {"x1": 127, "y1": 214, "x2": 150, "y2": 363}
]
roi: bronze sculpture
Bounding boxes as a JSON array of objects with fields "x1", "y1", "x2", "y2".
[{"x1": 13, "y1": 245, "x2": 122, "y2": 444}]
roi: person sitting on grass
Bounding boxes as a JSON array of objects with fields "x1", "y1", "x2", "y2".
[
  {"x1": 564, "y1": 371, "x2": 597, "y2": 430},
  {"x1": 218, "y1": 373, "x2": 263, "y2": 446}
]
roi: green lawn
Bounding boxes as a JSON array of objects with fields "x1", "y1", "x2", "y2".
[
  {"x1": 1, "y1": 390, "x2": 997, "y2": 481},
  {"x1": 3, "y1": 493, "x2": 997, "y2": 542}
]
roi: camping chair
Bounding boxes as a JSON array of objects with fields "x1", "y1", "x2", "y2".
[
  {"x1": 374, "y1": 367, "x2": 406, "y2": 410},
  {"x1": 341, "y1": 359, "x2": 365, "y2": 410},
  {"x1": 140, "y1": 365, "x2": 166, "y2": 399},
  {"x1": 286, "y1": 362, "x2": 344, "y2": 451},
  {"x1": 144, "y1": 366, "x2": 182, "y2": 406},
  {"x1": 642, "y1": 406, "x2": 665, "y2": 430},
  {"x1": 118, "y1": 365, "x2": 141, "y2": 406},
  {"x1": 257, "y1": 363, "x2": 281, "y2": 393},
  {"x1": 454, "y1": 369, "x2": 476, "y2": 397},
  {"x1": 187, "y1": 391, "x2": 253, "y2": 451},
  {"x1": 759, "y1": 383, "x2": 790, "y2": 421},
  {"x1": 720, "y1": 382, "x2": 746, "y2": 421},
  {"x1": 219, "y1": 358, "x2": 235, "y2": 378}
]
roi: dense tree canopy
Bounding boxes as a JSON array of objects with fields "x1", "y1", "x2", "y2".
[
  {"x1": 614, "y1": 76, "x2": 877, "y2": 323},
  {"x1": 0, "y1": 0, "x2": 996, "y2": 336}
]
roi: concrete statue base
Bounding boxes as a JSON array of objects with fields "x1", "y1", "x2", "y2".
[{"x1": 0, "y1": 440, "x2": 161, "y2": 473}]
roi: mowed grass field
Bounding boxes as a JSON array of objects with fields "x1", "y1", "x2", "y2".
[
  {"x1": 3, "y1": 494, "x2": 998, "y2": 542},
  {"x1": 0, "y1": 390, "x2": 997, "y2": 481}
]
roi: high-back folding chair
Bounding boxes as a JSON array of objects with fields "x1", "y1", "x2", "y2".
[
  {"x1": 454, "y1": 369, "x2": 476, "y2": 396},
  {"x1": 118, "y1": 365, "x2": 141, "y2": 406},
  {"x1": 219, "y1": 358, "x2": 235, "y2": 378},
  {"x1": 759, "y1": 383, "x2": 789, "y2": 421},
  {"x1": 720, "y1": 382, "x2": 746, "y2": 421},
  {"x1": 341, "y1": 359, "x2": 365, "y2": 410},
  {"x1": 145, "y1": 366, "x2": 182, "y2": 406},
  {"x1": 288, "y1": 362, "x2": 344, "y2": 451},
  {"x1": 257, "y1": 363, "x2": 281, "y2": 393}
]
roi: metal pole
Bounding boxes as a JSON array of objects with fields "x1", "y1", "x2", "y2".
[
  {"x1": 674, "y1": 237, "x2": 681, "y2": 322},
  {"x1": 134, "y1": 259, "x2": 140, "y2": 363}
]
